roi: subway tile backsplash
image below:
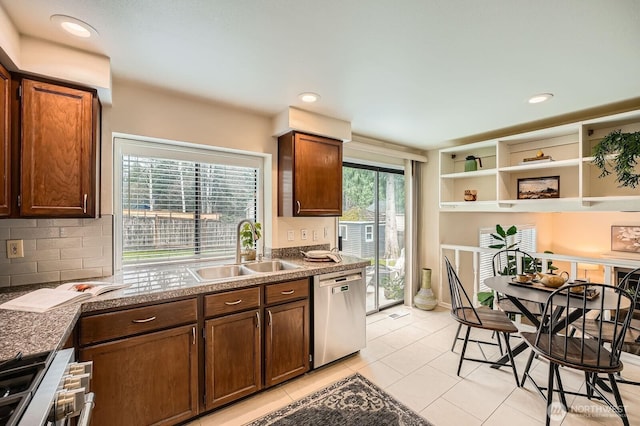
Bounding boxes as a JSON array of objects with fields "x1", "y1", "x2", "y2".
[{"x1": 0, "y1": 215, "x2": 113, "y2": 287}]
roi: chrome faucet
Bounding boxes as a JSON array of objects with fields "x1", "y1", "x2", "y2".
[{"x1": 236, "y1": 219, "x2": 259, "y2": 264}]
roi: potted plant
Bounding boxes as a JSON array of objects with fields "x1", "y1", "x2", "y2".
[
  {"x1": 240, "y1": 222, "x2": 262, "y2": 261},
  {"x1": 477, "y1": 224, "x2": 517, "y2": 307},
  {"x1": 592, "y1": 129, "x2": 640, "y2": 188},
  {"x1": 381, "y1": 274, "x2": 405, "y2": 300},
  {"x1": 478, "y1": 224, "x2": 556, "y2": 307}
]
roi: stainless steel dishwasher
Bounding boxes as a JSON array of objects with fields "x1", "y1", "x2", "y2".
[{"x1": 313, "y1": 268, "x2": 366, "y2": 368}]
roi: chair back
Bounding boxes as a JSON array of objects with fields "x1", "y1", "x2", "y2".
[
  {"x1": 492, "y1": 248, "x2": 537, "y2": 276},
  {"x1": 535, "y1": 283, "x2": 635, "y2": 369},
  {"x1": 444, "y1": 256, "x2": 481, "y2": 326},
  {"x1": 619, "y1": 267, "x2": 640, "y2": 309}
]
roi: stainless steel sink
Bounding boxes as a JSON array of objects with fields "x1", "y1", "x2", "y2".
[
  {"x1": 190, "y1": 264, "x2": 257, "y2": 281},
  {"x1": 189, "y1": 259, "x2": 301, "y2": 282},
  {"x1": 242, "y1": 260, "x2": 302, "y2": 273}
]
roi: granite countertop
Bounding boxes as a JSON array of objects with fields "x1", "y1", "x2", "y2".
[{"x1": 0, "y1": 256, "x2": 369, "y2": 362}]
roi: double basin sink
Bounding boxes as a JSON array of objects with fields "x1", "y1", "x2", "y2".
[{"x1": 189, "y1": 259, "x2": 302, "y2": 282}]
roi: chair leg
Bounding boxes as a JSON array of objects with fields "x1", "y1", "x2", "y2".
[
  {"x1": 554, "y1": 366, "x2": 567, "y2": 411},
  {"x1": 502, "y1": 332, "x2": 519, "y2": 387},
  {"x1": 546, "y1": 363, "x2": 556, "y2": 426},
  {"x1": 495, "y1": 331, "x2": 504, "y2": 356},
  {"x1": 585, "y1": 372, "x2": 593, "y2": 399},
  {"x1": 608, "y1": 374, "x2": 629, "y2": 426},
  {"x1": 457, "y1": 326, "x2": 471, "y2": 376},
  {"x1": 521, "y1": 350, "x2": 535, "y2": 387},
  {"x1": 451, "y1": 323, "x2": 462, "y2": 352}
]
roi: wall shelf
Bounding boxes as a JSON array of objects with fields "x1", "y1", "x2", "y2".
[{"x1": 438, "y1": 109, "x2": 640, "y2": 212}]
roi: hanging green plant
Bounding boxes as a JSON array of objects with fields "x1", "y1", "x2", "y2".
[{"x1": 592, "y1": 130, "x2": 640, "y2": 188}]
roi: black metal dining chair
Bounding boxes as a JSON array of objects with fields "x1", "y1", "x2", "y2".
[
  {"x1": 574, "y1": 268, "x2": 640, "y2": 387},
  {"x1": 492, "y1": 249, "x2": 544, "y2": 320},
  {"x1": 520, "y1": 282, "x2": 634, "y2": 426},
  {"x1": 444, "y1": 257, "x2": 520, "y2": 386}
]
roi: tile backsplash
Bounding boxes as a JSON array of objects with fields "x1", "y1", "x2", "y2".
[{"x1": 0, "y1": 215, "x2": 113, "y2": 287}]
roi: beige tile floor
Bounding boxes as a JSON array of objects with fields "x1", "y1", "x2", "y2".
[{"x1": 188, "y1": 305, "x2": 640, "y2": 425}]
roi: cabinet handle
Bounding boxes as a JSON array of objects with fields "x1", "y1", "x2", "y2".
[
  {"x1": 296, "y1": 200, "x2": 301, "y2": 214},
  {"x1": 255, "y1": 312, "x2": 260, "y2": 329},
  {"x1": 192, "y1": 327, "x2": 196, "y2": 345},
  {"x1": 132, "y1": 316, "x2": 156, "y2": 323},
  {"x1": 83, "y1": 194, "x2": 88, "y2": 214},
  {"x1": 224, "y1": 299, "x2": 242, "y2": 306},
  {"x1": 281, "y1": 290, "x2": 295, "y2": 295},
  {"x1": 268, "y1": 310, "x2": 273, "y2": 327}
]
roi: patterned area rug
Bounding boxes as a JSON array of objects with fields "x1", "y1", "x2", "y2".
[{"x1": 245, "y1": 373, "x2": 433, "y2": 426}]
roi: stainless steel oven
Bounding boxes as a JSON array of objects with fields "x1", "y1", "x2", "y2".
[{"x1": 0, "y1": 349, "x2": 94, "y2": 426}]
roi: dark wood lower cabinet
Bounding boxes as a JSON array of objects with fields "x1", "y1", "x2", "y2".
[
  {"x1": 79, "y1": 325, "x2": 198, "y2": 426},
  {"x1": 77, "y1": 281, "x2": 312, "y2": 425},
  {"x1": 264, "y1": 299, "x2": 310, "y2": 387},
  {"x1": 205, "y1": 309, "x2": 262, "y2": 410}
]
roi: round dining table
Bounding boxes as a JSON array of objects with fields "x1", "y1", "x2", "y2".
[{"x1": 483, "y1": 275, "x2": 630, "y2": 366}]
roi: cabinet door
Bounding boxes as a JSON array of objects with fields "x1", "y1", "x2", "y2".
[
  {"x1": 205, "y1": 309, "x2": 261, "y2": 409},
  {"x1": 79, "y1": 324, "x2": 199, "y2": 426},
  {"x1": 278, "y1": 132, "x2": 342, "y2": 216},
  {"x1": 21, "y1": 79, "x2": 96, "y2": 217},
  {"x1": 264, "y1": 299, "x2": 310, "y2": 387},
  {"x1": 0, "y1": 64, "x2": 9, "y2": 216}
]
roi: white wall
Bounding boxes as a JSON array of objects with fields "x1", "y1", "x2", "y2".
[{"x1": 107, "y1": 78, "x2": 336, "y2": 250}]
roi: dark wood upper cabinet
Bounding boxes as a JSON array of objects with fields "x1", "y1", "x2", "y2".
[
  {"x1": 278, "y1": 131, "x2": 342, "y2": 216},
  {"x1": 19, "y1": 78, "x2": 98, "y2": 217},
  {"x1": 0, "y1": 64, "x2": 9, "y2": 216}
]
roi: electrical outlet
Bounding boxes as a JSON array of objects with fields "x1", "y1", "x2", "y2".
[
  {"x1": 301, "y1": 229, "x2": 308, "y2": 240},
  {"x1": 7, "y1": 240, "x2": 24, "y2": 259},
  {"x1": 287, "y1": 230, "x2": 295, "y2": 241},
  {"x1": 312, "y1": 230, "x2": 318, "y2": 241}
]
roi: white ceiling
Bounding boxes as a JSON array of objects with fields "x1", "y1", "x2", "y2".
[{"x1": 1, "y1": 0, "x2": 639, "y2": 149}]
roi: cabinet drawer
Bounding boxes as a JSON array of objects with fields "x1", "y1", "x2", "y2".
[
  {"x1": 204, "y1": 287, "x2": 261, "y2": 317},
  {"x1": 265, "y1": 279, "x2": 309, "y2": 305},
  {"x1": 79, "y1": 298, "x2": 197, "y2": 345}
]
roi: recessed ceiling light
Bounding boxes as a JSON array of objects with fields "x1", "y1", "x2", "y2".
[
  {"x1": 299, "y1": 92, "x2": 320, "y2": 103},
  {"x1": 528, "y1": 93, "x2": 554, "y2": 104},
  {"x1": 50, "y1": 15, "x2": 98, "y2": 38}
]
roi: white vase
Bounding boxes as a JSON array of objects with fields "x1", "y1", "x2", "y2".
[{"x1": 414, "y1": 268, "x2": 437, "y2": 311}]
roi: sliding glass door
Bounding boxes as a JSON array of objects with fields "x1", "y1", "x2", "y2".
[{"x1": 340, "y1": 163, "x2": 405, "y2": 313}]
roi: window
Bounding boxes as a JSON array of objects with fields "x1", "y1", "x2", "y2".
[
  {"x1": 364, "y1": 225, "x2": 374, "y2": 242},
  {"x1": 339, "y1": 225, "x2": 348, "y2": 241},
  {"x1": 478, "y1": 225, "x2": 537, "y2": 292},
  {"x1": 114, "y1": 137, "x2": 263, "y2": 267}
]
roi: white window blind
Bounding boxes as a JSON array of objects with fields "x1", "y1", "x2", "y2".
[
  {"x1": 478, "y1": 226, "x2": 537, "y2": 292},
  {"x1": 116, "y1": 138, "x2": 262, "y2": 266}
]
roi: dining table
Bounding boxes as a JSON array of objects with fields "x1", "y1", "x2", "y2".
[{"x1": 483, "y1": 275, "x2": 630, "y2": 368}]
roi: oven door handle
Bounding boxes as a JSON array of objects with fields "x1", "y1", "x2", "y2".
[{"x1": 77, "y1": 392, "x2": 95, "y2": 426}]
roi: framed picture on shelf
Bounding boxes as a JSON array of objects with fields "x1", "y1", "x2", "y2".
[
  {"x1": 611, "y1": 226, "x2": 640, "y2": 253},
  {"x1": 517, "y1": 176, "x2": 560, "y2": 200}
]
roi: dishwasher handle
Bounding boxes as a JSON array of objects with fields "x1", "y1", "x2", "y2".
[{"x1": 317, "y1": 273, "x2": 363, "y2": 287}]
